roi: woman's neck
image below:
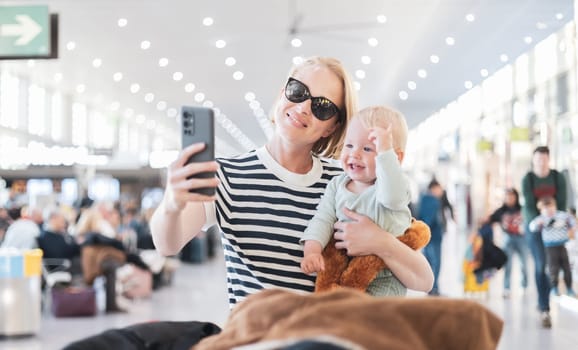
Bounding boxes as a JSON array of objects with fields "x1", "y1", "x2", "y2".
[{"x1": 265, "y1": 140, "x2": 314, "y2": 174}]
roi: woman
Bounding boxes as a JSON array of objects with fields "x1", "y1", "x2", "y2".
[{"x1": 151, "y1": 56, "x2": 433, "y2": 306}]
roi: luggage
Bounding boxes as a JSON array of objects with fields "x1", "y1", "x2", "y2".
[
  {"x1": 51, "y1": 286, "x2": 97, "y2": 317},
  {"x1": 117, "y1": 263, "x2": 153, "y2": 299}
]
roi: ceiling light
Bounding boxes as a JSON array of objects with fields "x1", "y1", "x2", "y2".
[
  {"x1": 245, "y1": 92, "x2": 256, "y2": 101},
  {"x1": 140, "y1": 40, "x2": 151, "y2": 50},
  {"x1": 353, "y1": 81, "x2": 361, "y2": 91},
  {"x1": 144, "y1": 93, "x2": 154, "y2": 103},
  {"x1": 184, "y1": 83, "x2": 195, "y2": 92},
  {"x1": 292, "y1": 56, "x2": 303, "y2": 65},
  {"x1": 53, "y1": 73, "x2": 63, "y2": 82},
  {"x1": 130, "y1": 83, "x2": 140, "y2": 93},
  {"x1": 167, "y1": 108, "x2": 178, "y2": 117},
  {"x1": 173, "y1": 72, "x2": 183, "y2": 81},
  {"x1": 555, "y1": 13, "x2": 564, "y2": 20},
  {"x1": 136, "y1": 114, "x2": 146, "y2": 124},
  {"x1": 524, "y1": 36, "x2": 533, "y2": 44},
  {"x1": 117, "y1": 18, "x2": 128, "y2": 27},
  {"x1": 249, "y1": 100, "x2": 260, "y2": 110},
  {"x1": 92, "y1": 58, "x2": 102, "y2": 68},
  {"x1": 377, "y1": 15, "x2": 387, "y2": 23},
  {"x1": 291, "y1": 38, "x2": 302, "y2": 48},
  {"x1": 203, "y1": 17, "x2": 214, "y2": 26},
  {"x1": 536, "y1": 22, "x2": 547, "y2": 30},
  {"x1": 158, "y1": 58, "x2": 169, "y2": 67},
  {"x1": 203, "y1": 101, "x2": 214, "y2": 108},
  {"x1": 480, "y1": 69, "x2": 489, "y2": 77},
  {"x1": 430, "y1": 55, "x2": 440, "y2": 64},
  {"x1": 465, "y1": 14, "x2": 475, "y2": 22},
  {"x1": 156, "y1": 101, "x2": 167, "y2": 111},
  {"x1": 361, "y1": 56, "x2": 371, "y2": 64},
  {"x1": 445, "y1": 37, "x2": 455, "y2": 46},
  {"x1": 408, "y1": 81, "x2": 417, "y2": 90},
  {"x1": 500, "y1": 54, "x2": 509, "y2": 62},
  {"x1": 113, "y1": 72, "x2": 123, "y2": 82},
  {"x1": 225, "y1": 57, "x2": 236, "y2": 66},
  {"x1": 194, "y1": 93, "x2": 205, "y2": 102},
  {"x1": 368, "y1": 38, "x2": 379, "y2": 47},
  {"x1": 355, "y1": 70, "x2": 366, "y2": 79},
  {"x1": 464, "y1": 81, "x2": 473, "y2": 89},
  {"x1": 233, "y1": 71, "x2": 244, "y2": 80},
  {"x1": 215, "y1": 40, "x2": 226, "y2": 48},
  {"x1": 417, "y1": 69, "x2": 427, "y2": 78},
  {"x1": 76, "y1": 84, "x2": 86, "y2": 94},
  {"x1": 399, "y1": 91, "x2": 408, "y2": 100},
  {"x1": 66, "y1": 41, "x2": 76, "y2": 51}
]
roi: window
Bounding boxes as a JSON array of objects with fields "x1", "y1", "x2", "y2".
[
  {"x1": 28, "y1": 84, "x2": 46, "y2": 136},
  {"x1": 0, "y1": 72, "x2": 19, "y2": 128},
  {"x1": 51, "y1": 92, "x2": 63, "y2": 140},
  {"x1": 71, "y1": 103, "x2": 88, "y2": 146}
]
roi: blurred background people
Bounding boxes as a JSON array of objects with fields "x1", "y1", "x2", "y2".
[{"x1": 418, "y1": 179, "x2": 444, "y2": 295}]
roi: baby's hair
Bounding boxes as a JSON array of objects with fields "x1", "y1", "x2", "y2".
[
  {"x1": 355, "y1": 106, "x2": 408, "y2": 152},
  {"x1": 537, "y1": 196, "x2": 556, "y2": 209}
]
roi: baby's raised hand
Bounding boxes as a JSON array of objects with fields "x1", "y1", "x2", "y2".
[{"x1": 368, "y1": 125, "x2": 393, "y2": 153}]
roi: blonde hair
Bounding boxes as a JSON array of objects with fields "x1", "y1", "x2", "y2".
[
  {"x1": 275, "y1": 56, "x2": 357, "y2": 159},
  {"x1": 355, "y1": 105, "x2": 408, "y2": 152}
]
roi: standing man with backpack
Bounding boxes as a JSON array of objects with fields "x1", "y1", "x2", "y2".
[{"x1": 521, "y1": 146, "x2": 567, "y2": 328}]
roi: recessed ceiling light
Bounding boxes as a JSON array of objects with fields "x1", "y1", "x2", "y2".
[
  {"x1": 167, "y1": 108, "x2": 178, "y2": 117},
  {"x1": 524, "y1": 36, "x2": 533, "y2": 44},
  {"x1": 291, "y1": 38, "x2": 302, "y2": 48},
  {"x1": 158, "y1": 58, "x2": 169, "y2": 67},
  {"x1": 215, "y1": 40, "x2": 226, "y2": 48},
  {"x1": 130, "y1": 83, "x2": 140, "y2": 93},
  {"x1": 157, "y1": 101, "x2": 167, "y2": 111},
  {"x1": 76, "y1": 84, "x2": 86, "y2": 94},
  {"x1": 245, "y1": 92, "x2": 256, "y2": 101},
  {"x1": 113, "y1": 72, "x2": 123, "y2": 82},
  {"x1": 292, "y1": 56, "x2": 303, "y2": 65},
  {"x1": 500, "y1": 54, "x2": 509, "y2": 62},
  {"x1": 480, "y1": 69, "x2": 489, "y2": 77},
  {"x1": 430, "y1": 55, "x2": 440, "y2": 64},
  {"x1": 417, "y1": 69, "x2": 427, "y2": 78},
  {"x1": 355, "y1": 70, "x2": 366, "y2": 79},
  {"x1": 353, "y1": 81, "x2": 361, "y2": 91},
  {"x1": 140, "y1": 40, "x2": 151, "y2": 50},
  {"x1": 66, "y1": 41, "x2": 76, "y2": 51},
  {"x1": 555, "y1": 13, "x2": 564, "y2": 20},
  {"x1": 92, "y1": 58, "x2": 102, "y2": 68},
  {"x1": 465, "y1": 14, "x2": 475, "y2": 22},
  {"x1": 445, "y1": 37, "x2": 455, "y2": 46},
  {"x1": 368, "y1": 38, "x2": 379, "y2": 47},
  {"x1": 377, "y1": 15, "x2": 387, "y2": 23},
  {"x1": 464, "y1": 81, "x2": 473, "y2": 89},
  {"x1": 536, "y1": 22, "x2": 547, "y2": 30},
  {"x1": 225, "y1": 57, "x2": 236, "y2": 66},
  {"x1": 117, "y1": 18, "x2": 128, "y2": 27},
  {"x1": 233, "y1": 71, "x2": 244, "y2": 80},
  {"x1": 173, "y1": 72, "x2": 183, "y2": 81},
  {"x1": 194, "y1": 93, "x2": 205, "y2": 102},
  {"x1": 408, "y1": 81, "x2": 417, "y2": 90},
  {"x1": 202, "y1": 17, "x2": 214, "y2": 26},
  {"x1": 144, "y1": 93, "x2": 154, "y2": 103},
  {"x1": 399, "y1": 91, "x2": 408, "y2": 100},
  {"x1": 361, "y1": 56, "x2": 371, "y2": 64},
  {"x1": 203, "y1": 101, "x2": 214, "y2": 108},
  {"x1": 249, "y1": 100, "x2": 260, "y2": 109},
  {"x1": 184, "y1": 83, "x2": 195, "y2": 93}
]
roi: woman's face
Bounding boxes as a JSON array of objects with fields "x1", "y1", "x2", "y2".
[{"x1": 273, "y1": 65, "x2": 344, "y2": 148}]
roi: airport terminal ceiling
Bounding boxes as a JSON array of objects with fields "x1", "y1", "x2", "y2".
[{"x1": 0, "y1": 0, "x2": 575, "y2": 156}]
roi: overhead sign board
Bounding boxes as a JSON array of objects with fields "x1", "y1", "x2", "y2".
[{"x1": 0, "y1": 5, "x2": 58, "y2": 59}]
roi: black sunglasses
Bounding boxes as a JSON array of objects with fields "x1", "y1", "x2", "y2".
[{"x1": 284, "y1": 77, "x2": 343, "y2": 121}]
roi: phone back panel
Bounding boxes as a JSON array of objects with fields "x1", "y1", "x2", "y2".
[{"x1": 181, "y1": 106, "x2": 215, "y2": 195}]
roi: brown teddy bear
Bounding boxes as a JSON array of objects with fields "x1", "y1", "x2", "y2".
[{"x1": 315, "y1": 218, "x2": 431, "y2": 293}]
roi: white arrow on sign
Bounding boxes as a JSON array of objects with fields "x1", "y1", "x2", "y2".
[{"x1": 0, "y1": 15, "x2": 42, "y2": 46}]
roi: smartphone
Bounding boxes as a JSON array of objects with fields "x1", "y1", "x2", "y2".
[{"x1": 181, "y1": 106, "x2": 216, "y2": 196}]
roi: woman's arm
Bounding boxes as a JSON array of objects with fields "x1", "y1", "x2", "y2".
[
  {"x1": 333, "y1": 207, "x2": 434, "y2": 292},
  {"x1": 150, "y1": 143, "x2": 220, "y2": 256}
]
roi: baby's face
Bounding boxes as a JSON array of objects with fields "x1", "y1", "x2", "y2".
[
  {"x1": 339, "y1": 118, "x2": 377, "y2": 185},
  {"x1": 541, "y1": 203, "x2": 556, "y2": 217}
]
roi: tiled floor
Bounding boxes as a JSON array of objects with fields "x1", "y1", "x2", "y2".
[{"x1": 2, "y1": 225, "x2": 578, "y2": 350}]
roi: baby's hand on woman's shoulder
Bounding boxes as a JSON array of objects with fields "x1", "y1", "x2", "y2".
[{"x1": 368, "y1": 125, "x2": 393, "y2": 153}]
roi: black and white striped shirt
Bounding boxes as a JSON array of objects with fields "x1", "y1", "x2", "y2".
[{"x1": 211, "y1": 146, "x2": 342, "y2": 307}]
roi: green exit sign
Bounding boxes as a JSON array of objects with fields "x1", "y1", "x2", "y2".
[{"x1": 0, "y1": 5, "x2": 57, "y2": 59}]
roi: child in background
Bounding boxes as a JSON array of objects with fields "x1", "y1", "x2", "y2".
[
  {"x1": 300, "y1": 105, "x2": 412, "y2": 296},
  {"x1": 529, "y1": 196, "x2": 576, "y2": 297}
]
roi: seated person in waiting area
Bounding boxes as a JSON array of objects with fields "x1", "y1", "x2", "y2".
[{"x1": 300, "y1": 105, "x2": 414, "y2": 296}]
